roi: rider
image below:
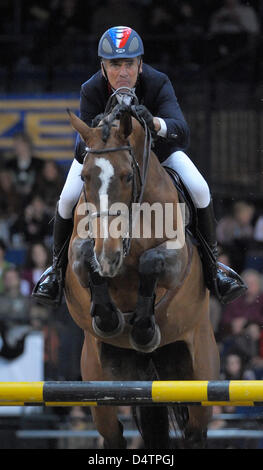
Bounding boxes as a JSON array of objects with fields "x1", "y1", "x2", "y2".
[{"x1": 32, "y1": 26, "x2": 246, "y2": 306}]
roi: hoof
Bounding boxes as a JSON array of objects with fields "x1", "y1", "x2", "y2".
[
  {"x1": 129, "y1": 324, "x2": 161, "y2": 353},
  {"x1": 92, "y1": 308, "x2": 125, "y2": 338}
]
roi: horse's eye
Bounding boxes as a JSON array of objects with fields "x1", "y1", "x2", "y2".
[
  {"x1": 126, "y1": 173, "x2": 133, "y2": 183},
  {"x1": 81, "y1": 174, "x2": 90, "y2": 183}
]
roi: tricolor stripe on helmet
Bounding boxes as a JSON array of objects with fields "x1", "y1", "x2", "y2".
[{"x1": 109, "y1": 26, "x2": 132, "y2": 49}]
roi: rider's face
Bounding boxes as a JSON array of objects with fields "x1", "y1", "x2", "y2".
[{"x1": 101, "y1": 58, "x2": 142, "y2": 90}]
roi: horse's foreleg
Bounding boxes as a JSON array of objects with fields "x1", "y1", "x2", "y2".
[
  {"x1": 72, "y1": 237, "x2": 125, "y2": 337},
  {"x1": 129, "y1": 249, "x2": 166, "y2": 352},
  {"x1": 130, "y1": 243, "x2": 188, "y2": 352}
]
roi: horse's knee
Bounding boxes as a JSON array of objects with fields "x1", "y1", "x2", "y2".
[
  {"x1": 139, "y1": 250, "x2": 165, "y2": 277},
  {"x1": 72, "y1": 238, "x2": 95, "y2": 286}
]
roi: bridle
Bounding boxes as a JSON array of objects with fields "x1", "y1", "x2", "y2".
[{"x1": 82, "y1": 93, "x2": 152, "y2": 257}]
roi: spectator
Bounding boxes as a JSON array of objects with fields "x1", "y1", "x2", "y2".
[
  {"x1": 209, "y1": 0, "x2": 260, "y2": 35},
  {"x1": 217, "y1": 201, "x2": 255, "y2": 245},
  {"x1": 0, "y1": 267, "x2": 32, "y2": 359},
  {"x1": 241, "y1": 322, "x2": 263, "y2": 379},
  {"x1": 221, "y1": 320, "x2": 262, "y2": 363},
  {"x1": 207, "y1": 0, "x2": 260, "y2": 78},
  {"x1": 244, "y1": 214, "x2": 263, "y2": 273},
  {"x1": 0, "y1": 239, "x2": 13, "y2": 294},
  {"x1": 10, "y1": 194, "x2": 52, "y2": 246},
  {"x1": 35, "y1": 160, "x2": 65, "y2": 214},
  {"x1": 21, "y1": 242, "x2": 52, "y2": 296},
  {"x1": 146, "y1": 2, "x2": 174, "y2": 34},
  {"x1": 5, "y1": 132, "x2": 43, "y2": 204},
  {"x1": 221, "y1": 269, "x2": 263, "y2": 328},
  {"x1": 0, "y1": 167, "x2": 22, "y2": 246},
  {"x1": 0, "y1": 167, "x2": 21, "y2": 219},
  {"x1": 221, "y1": 351, "x2": 244, "y2": 379},
  {"x1": 216, "y1": 201, "x2": 255, "y2": 272},
  {"x1": 254, "y1": 215, "x2": 263, "y2": 243}
]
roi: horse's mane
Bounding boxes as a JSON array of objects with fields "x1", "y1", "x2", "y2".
[{"x1": 92, "y1": 103, "x2": 131, "y2": 143}]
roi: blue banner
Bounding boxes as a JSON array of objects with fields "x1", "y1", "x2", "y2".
[{"x1": 0, "y1": 94, "x2": 79, "y2": 160}]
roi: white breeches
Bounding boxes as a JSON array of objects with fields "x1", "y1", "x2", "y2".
[
  {"x1": 162, "y1": 151, "x2": 211, "y2": 208},
  {"x1": 58, "y1": 159, "x2": 84, "y2": 219},
  {"x1": 58, "y1": 151, "x2": 211, "y2": 219}
]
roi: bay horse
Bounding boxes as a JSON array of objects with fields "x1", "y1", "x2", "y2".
[{"x1": 64, "y1": 100, "x2": 220, "y2": 449}]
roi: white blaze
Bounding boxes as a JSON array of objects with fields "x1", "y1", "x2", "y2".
[{"x1": 95, "y1": 157, "x2": 114, "y2": 240}]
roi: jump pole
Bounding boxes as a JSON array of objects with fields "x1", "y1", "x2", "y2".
[{"x1": 0, "y1": 381, "x2": 262, "y2": 407}]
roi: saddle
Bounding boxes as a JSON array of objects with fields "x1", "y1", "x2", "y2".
[
  {"x1": 162, "y1": 166, "x2": 197, "y2": 240},
  {"x1": 163, "y1": 166, "x2": 219, "y2": 286}
]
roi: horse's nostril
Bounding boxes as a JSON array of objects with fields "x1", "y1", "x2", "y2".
[{"x1": 113, "y1": 251, "x2": 121, "y2": 266}]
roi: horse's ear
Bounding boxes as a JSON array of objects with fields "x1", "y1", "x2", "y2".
[
  {"x1": 67, "y1": 109, "x2": 92, "y2": 144},
  {"x1": 118, "y1": 111, "x2": 132, "y2": 140}
]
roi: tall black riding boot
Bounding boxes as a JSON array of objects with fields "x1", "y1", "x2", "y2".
[
  {"x1": 196, "y1": 200, "x2": 247, "y2": 304},
  {"x1": 32, "y1": 205, "x2": 73, "y2": 306}
]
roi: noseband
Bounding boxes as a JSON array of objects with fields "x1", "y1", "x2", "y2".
[{"x1": 82, "y1": 108, "x2": 152, "y2": 257}]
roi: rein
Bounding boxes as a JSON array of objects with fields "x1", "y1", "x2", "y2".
[{"x1": 82, "y1": 103, "x2": 152, "y2": 257}]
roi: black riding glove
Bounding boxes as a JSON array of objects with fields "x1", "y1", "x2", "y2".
[{"x1": 133, "y1": 105, "x2": 157, "y2": 138}]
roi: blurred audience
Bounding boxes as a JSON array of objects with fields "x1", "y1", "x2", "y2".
[
  {"x1": 209, "y1": 0, "x2": 260, "y2": 35},
  {"x1": 221, "y1": 351, "x2": 246, "y2": 380},
  {"x1": 21, "y1": 242, "x2": 52, "y2": 296},
  {"x1": 217, "y1": 201, "x2": 255, "y2": 245},
  {"x1": 0, "y1": 167, "x2": 21, "y2": 219},
  {"x1": 0, "y1": 267, "x2": 31, "y2": 322},
  {"x1": 0, "y1": 167, "x2": 22, "y2": 246},
  {"x1": 0, "y1": 239, "x2": 13, "y2": 294},
  {"x1": 35, "y1": 160, "x2": 65, "y2": 214},
  {"x1": 221, "y1": 269, "x2": 263, "y2": 328},
  {"x1": 10, "y1": 194, "x2": 52, "y2": 247},
  {"x1": 254, "y1": 215, "x2": 263, "y2": 243},
  {"x1": 4, "y1": 132, "x2": 43, "y2": 205},
  {"x1": 216, "y1": 201, "x2": 255, "y2": 272},
  {"x1": 0, "y1": 0, "x2": 261, "y2": 83},
  {"x1": 244, "y1": 213, "x2": 263, "y2": 273},
  {"x1": 0, "y1": 267, "x2": 32, "y2": 359}
]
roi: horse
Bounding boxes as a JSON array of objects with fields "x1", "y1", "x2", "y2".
[{"x1": 64, "y1": 100, "x2": 220, "y2": 449}]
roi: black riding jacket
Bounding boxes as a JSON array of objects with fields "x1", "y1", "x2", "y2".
[{"x1": 75, "y1": 63, "x2": 190, "y2": 163}]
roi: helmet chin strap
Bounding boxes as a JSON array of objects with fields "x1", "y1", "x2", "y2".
[{"x1": 101, "y1": 61, "x2": 109, "y2": 83}]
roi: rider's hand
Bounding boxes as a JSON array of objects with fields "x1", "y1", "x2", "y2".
[{"x1": 134, "y1": 105, "x2": 157, "y2": 137}]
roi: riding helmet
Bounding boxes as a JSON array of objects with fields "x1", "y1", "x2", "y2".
[{"x1": 98, "y1": 26, "x2": 144, "y2": 59}]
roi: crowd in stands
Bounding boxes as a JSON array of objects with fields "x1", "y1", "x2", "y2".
[
  {"x1": 0, "y1": 0, "x2": 262, "y2": 90},
  {"x1": 0, "y1": 132, "x2": 82, "y2": 382},
  {"x1": 208, "y1": 200, "x2": 263, "y2": 381}
]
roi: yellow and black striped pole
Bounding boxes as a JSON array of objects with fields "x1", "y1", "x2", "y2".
[{"x1": 0, "y1": 381, "x2": 262, "y2": 407}]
